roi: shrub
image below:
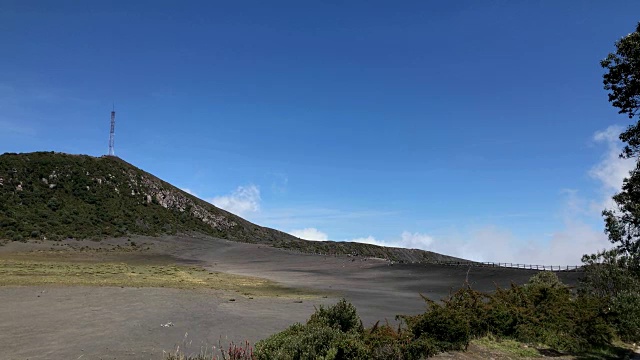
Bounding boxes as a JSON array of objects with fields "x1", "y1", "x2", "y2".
[
  {"x1": 402, "y1": 273, "x2": 616, "y2": 353},
  {"x1": 364, "y1": 322, "x2": 410, "y2": 360},
  {"x1": 308, "y1": 298, "x2": 364, "y2": 333},
  {"x1": 580, "y1": 250, "x2": 640, "y2": 299},
  {"x1": 444, "y1": 287, "x2": 490, "y2": 338},
  {"x1": 253, "y1": 272, "x2": 625, "y2": 360},
  {"x1": 255, "y1": 299, "x2": 369, "y2": 359},
  {"x1": 402, "y1": 295, "x2": 471, "y2": 352},
  {"x1": 526, "y1": 271, "x2": 565, "y2": 289},
  {"x1": 485, "y1": 285, "x2": 526, "y2": 337},
  {"x1": 580, "y1": 250, "x2": 640, "y2": 342},
  {"x1": 610, "y1": 290, "x2": 640, "y2": 342},
  {"x1": 518, "y1": 275, "x2": 576, "y2": 348},
  {"x1": 571, "y1": 295, "x2": 614, "y2": 349},
  {"x1": 255, "y1": 322, "x2": 367, "y2": 360}
]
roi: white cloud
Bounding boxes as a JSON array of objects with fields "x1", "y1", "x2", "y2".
[
  {"x1": 290, "y1": 228, "x2": 329, "y2": 241},
  {"x1": 350, "y1": 236, "x2": 384, "y2": 246},
  {"x1": 181, "y1": 188, "x2": 198, "y2": 196},
  {"x1": 589, "y1": 125, "x2": 635, "y2": 210},
  {"x1": 347, "y1": 229, "x2": 522, "y2": 262},
  {"x1": 345, "y1": 219, "x2": 609, "y2": 265},
  {"x1": 348, "y1": 232, "x2": 435, "y2": 251},
  {"x1": 436, "y1": 226, "x2": 517, "y2": 263},
  {"x1": 540, "y1": 219, "x2": 609, "y2": 265},
  {"x1": 210, "y1": 185, "x2": 261, "y2": 216},
  {"x1": 403, "y1": 190, "x2": 610, "y2": 265},
  {"x1": 429, "y1": 126, "x2": 627, "y2": 264},
  {"x1": 424, "y1": 216, "x2": 610, "y2": 265},
  {"x1": 400, "y1": 231, "x2": 434, "y2": 249},
  {"x1": 407, "y1": 126, "x2": 628, "y2": 265}
]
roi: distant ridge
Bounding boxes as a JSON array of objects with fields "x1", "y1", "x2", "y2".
[{"x1": 0, "y1": 151, "x2": 462, "y2": 263}]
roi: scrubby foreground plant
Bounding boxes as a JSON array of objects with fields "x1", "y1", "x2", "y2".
[
  {"x1": 253, "y1": 272, "x2": 629, "y2": 360},
  {"x1": 254, "y1": 298, "x2": 422, "y2": 360}
]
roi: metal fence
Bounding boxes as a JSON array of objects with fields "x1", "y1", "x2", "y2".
[{"x1": 434, "y1": 260, "x2": 583, "y2": 272}]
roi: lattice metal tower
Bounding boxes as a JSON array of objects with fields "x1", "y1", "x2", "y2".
[{"x1": 108, "y1": 105, "x2": 116, "y2": 156}]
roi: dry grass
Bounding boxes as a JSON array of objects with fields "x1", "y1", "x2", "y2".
[
  {"x1": 472, "y1": 336, "x2": 542, "y2": 358},
  {"x1": 0, "y1": 251, "x2": 316, "y2": 298}
]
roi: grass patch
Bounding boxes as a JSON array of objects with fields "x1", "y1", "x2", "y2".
[
  {"x1": 473, "y1": 336, "x2": 540, "y2": 358},
  {"x1": 0, "y1": 252, "x2": 316, "y2": 298}
]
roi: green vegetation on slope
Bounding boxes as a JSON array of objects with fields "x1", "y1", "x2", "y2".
[
  {"x1": 0, "y1": 151, "x2": 460, "y2": 264},
  {"x1": 0, "y1": 152, "x2": 233, "y2": 240}
]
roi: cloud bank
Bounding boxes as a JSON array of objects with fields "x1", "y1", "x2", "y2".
[
  {"x1": 351, "y1": 232, "x2": 434, "y2": 250},
  {"x1": 210, "y1": 185, "x2": 261, "y2": 216},
  {"x1": 589, "y1": 125, "x2": 635, "y2": 211},
  {"x1": 290, "y1": 228, "x2": 329, "y2": 241},
  {"x1": 344, "y1": 125, "x2": 635, "y2": 265}
]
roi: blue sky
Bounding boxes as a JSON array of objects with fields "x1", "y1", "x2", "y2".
[{"x1": 2, "y1": 1, "x2": 639, "y2": 264}]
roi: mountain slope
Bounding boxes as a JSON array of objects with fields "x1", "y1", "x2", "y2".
[{"x1": 0, "y1": 152, "x2": 461, "y2": 263}]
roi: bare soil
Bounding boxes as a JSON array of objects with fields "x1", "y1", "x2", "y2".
[{"x1": 0, "y1": 235, "x2": 584, "y2": 359}]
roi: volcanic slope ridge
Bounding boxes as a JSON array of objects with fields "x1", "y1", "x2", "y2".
[{"x1": 0, "y1": 151, "x2": 461, "y2": 263}]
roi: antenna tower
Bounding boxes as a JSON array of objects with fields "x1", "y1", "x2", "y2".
[{"x1": 108, "y1": 105, "x2": 116, "y2": 156}]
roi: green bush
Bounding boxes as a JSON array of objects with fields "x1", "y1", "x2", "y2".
[
  {"x1": 580, "y1": 250, "x2": 640, "y2": 298},
  {"x1": 580, "y1": 250, "x2": 640, "y2": 343},
  {"x1": 498, "y1": 273, "x2": 614, "y2": 352},
  {"x1": 255, "y1": 272, "x2": 625, "y2": 359},
  {"x1": 364, "y1": 322, "x2": 411, "y2": 360},
  {"x1": 401, "y1": 273, "x2": 615, "y2": 353},
  {"x1": 405, "y1": 307, "x2": 470, "y2": 351},
  {"x1": 610, "y1": 290, "x2": 640, "y2": 342},
  {"x1": 255, "y1": 298, "x2": 465, "y2": 360},
  {"x1": 571, "y1": 295, "x2": 614, "y2": 349},
  {"x1": 308, "y1": 298, "x2": 364, "y2": 333},
  {"x1": 255, "y1": 299, "x2": 368, "y2": 360},
  {"x1": 402, "y1": 293, "x2": 471, "y2": 352},
  {"x1": 255, "y1": 322, "x2": 367, "y2": 360},
  {"x1": 444, "y1": 287, "x2": 489, "y2": 338},
  {"x1": 526, "y1": 271, "x2": 565, "y2": 289}
]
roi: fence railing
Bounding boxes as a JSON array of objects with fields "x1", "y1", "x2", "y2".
[{"x1": 434, "y1": 260, "x2": 583, "y2": 272}]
